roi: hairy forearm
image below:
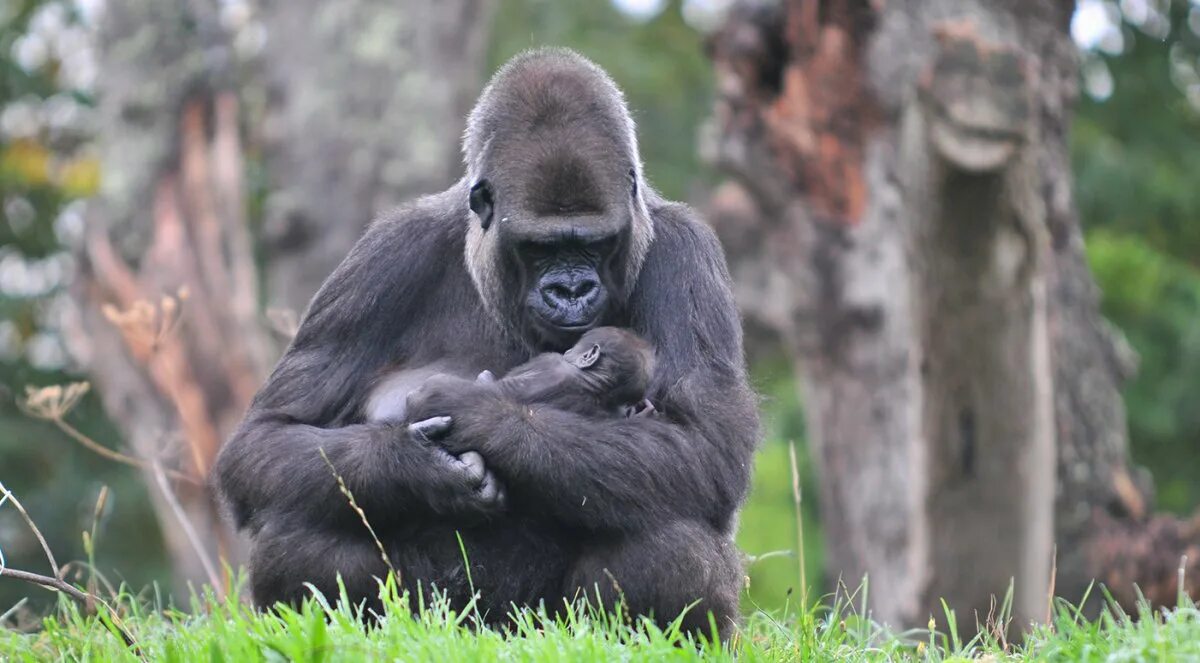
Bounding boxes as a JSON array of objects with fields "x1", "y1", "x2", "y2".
[
  {"x1": 216, "y1": 414, "x2": 426, "y2": 532},
  {"x1": 477, "y1": 403, "x2": 752, "y2": 533}
]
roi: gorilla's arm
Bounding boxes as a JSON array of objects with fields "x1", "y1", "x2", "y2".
[
  {"x1": 220, "y1": 410, "x2": 498, "y2": 532},
  {"x1": 216, "y1": 197, "x2": 503, "y2": 533},
  {"x1": 408, "y1": 208, "x2": 759, "y2": 533}
]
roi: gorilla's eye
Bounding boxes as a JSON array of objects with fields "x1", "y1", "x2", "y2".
[
  {"x1": 628, "y1": 168, "x2": 638, "y2": 199},
  {"x1": 469, "y1": 180, "x2": 495, "y2": 230}
]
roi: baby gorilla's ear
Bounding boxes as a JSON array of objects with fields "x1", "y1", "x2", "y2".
[
  {"x1": 573, "y1": 343, "x2": 601, "y2": 369},
  {"x1": 476, "y1": 370, "x2": 497, "y2": 383}
]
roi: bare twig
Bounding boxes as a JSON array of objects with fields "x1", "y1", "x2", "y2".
[
  {"x1": 1046, "y1": 544, "x2": 1057, "y2": 627},
  {"x1": 20, "y1": 383, "x2": 198, "y2": 485},
  {"x1": 150, "y1": 461, "x2": 222, "y2": 593},
  {"x1": 0, "y1": 485, "x2": 138, "y2": 649},
  {"x1": 787, "y1": 440, "x2": 807, "y2": 608},
  {"x1": 53, "y1": 416, "x2": 198, "y2": 485},
  {"x1": 0, "y1": 597, "x2": 28, "y2": 625},
  {"x1": 0, "y1": 567, "x2": 138, "y2": 649},
  {"x1": 0, "y1": 481, "x2": 59, "y2": 577},
  {"x1": 0, "y1": 567, "x2": 90, "y2": 604},
  {"x1": 1180, "y1": 555, "x2": 1189, "y2": 607}
]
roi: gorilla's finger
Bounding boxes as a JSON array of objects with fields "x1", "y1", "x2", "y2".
[
  {"x1": 476, "y1": 370, "x2": 497, "y2": 384},
  {"x1": 409, "y1": 416, "x2": 453, "y2": 441},
  {"x1": 635, "y1": 399, "x2": 658, "y2": 418},
  {"x1": 477, "y1": 470, "x2": 504, "y2": 505},
  {"x1": 458, "y1": 451, "x2": 487, "y2": 485}
]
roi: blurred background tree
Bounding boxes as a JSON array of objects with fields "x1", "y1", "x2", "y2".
[
  {"x1": 1071, "y1": 0, "x2": 1200, "y2": 514},
  {"x1": 0, "y1": 0, "x2": 1196, "y2": 622},
  {"x1": 0, "y1": 0, "x2": 172, "y2": 612}
]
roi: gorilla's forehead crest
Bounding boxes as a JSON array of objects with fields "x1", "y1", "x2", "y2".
[{"x1": 463, "y1": 48, "x2": 641, "y2": 177}]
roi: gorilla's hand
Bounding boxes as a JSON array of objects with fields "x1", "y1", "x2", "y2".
[
  {"x1": 407, "y1": 421, "x2": 507, "y2": 519},
  {"x1": 405, "y1": 374, "x2": 515, "y2": 457}
]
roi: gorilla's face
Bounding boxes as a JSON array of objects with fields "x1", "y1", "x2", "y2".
[
  {"x1": 468, "y1": 147, "x2": 639, "y2": 350},
  {"x1": 461, "y1": 50, "x2": 654, "y2": 351}
]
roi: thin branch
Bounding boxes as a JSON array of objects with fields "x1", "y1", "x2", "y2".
[
  {"x1": 52, "y1": 417, "x2": 198, "y2": 486},
  {"x1": 0, "y1": 597, "x2": 27, "y2": 625},
  {"x1": 788, "y1": 440, "x2": 807, "y2": 608},
  {"x1": 0, "y1": 481, "x2": 59, "y2": 577},
  {"x1": 0, "y1": 567, "x2": 138, "y2": 649},
  {"x1": 0, "y1": 567, "x2": 90, "y2": 604},
  {"x1": 0, "y1": 483, "x2": 137, "y2": 649},
  {"x1": 150, "y1": 461, "x2": 222, "y2": 592}
]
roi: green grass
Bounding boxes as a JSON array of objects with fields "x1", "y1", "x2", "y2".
[
  {"x1": 3, "y1": 578, "x2": 1200, "y2": 661},
  {"x1": 5, "y1": 366, "x2": 1198, "y2": 660}
]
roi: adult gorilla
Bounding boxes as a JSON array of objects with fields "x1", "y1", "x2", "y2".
[{"x1": 216, "y1": 48, "x2": 759, "y2": 637}]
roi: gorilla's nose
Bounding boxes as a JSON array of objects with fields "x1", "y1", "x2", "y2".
[{"x1": 540, "y1": 273, "x2": 600, "y2": 312}]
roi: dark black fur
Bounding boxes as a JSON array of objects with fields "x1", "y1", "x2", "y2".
[{"x1": 215, "y1": 48, "x2": 759, "y2": 638}]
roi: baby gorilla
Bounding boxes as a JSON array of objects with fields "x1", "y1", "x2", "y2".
[{"x1": 483, "y1": 326, "x2": 656, "y2": 418}]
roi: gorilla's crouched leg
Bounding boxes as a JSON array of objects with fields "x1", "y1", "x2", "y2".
[
  {"x1": 249, "y1": 518, "x2": 391, "y2": 613},
  {"x1": 564, "y1": 519, "x2": 741, "y2": 640}
]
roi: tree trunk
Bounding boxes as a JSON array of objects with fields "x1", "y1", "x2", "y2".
[
  {"x1": 708, "y1": 0, "x2": 1199, "y2": 629},
  {"x1": 66, "y1": 0, "x2": 491, "y2": 595},
  {"x1": 256, "y1": 0, "x2": 494, "y2": 314}
]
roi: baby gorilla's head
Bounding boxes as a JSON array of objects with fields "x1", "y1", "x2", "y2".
[{"x1": 563, "y1": 327, "x2": 655, "y2": 407}]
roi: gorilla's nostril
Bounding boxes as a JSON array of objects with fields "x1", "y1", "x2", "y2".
[
  {"x1": 542, "y1": 280, "x2": 597, "y2": 305},
  {"x1": 570, "y1": 280, "x2": 597, "y2": 299}
]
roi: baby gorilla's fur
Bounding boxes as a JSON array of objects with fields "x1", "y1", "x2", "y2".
[{"x1": 484, "y1": 327, "x2": 656, "y2": 418}]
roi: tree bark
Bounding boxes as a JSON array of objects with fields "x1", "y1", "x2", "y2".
[
  {"x1": 708, "y1": 0, "x2": 1199, "y2": 629},
  {"x1": 256, "y1": 0, "x2": 494, "y2": 314},
  {"x1": 66, "y1": 0, "x2": 491, "y2": 594}
]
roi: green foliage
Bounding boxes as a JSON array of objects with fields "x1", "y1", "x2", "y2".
[
  {"x1": 1073, "y1": 0, "x2": 1200, "y2": 512},
  {"x1": 738, "y1": 361, "x2": 824, "y2": 614},
  {"x1": 1086, "y1": 231, "x2": 1200, "y2": 510},
  {"x1": 5, "y1": 574, "x2": 1200, "y2": 661}
]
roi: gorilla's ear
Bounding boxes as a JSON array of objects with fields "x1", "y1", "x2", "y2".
[
  {"x1": 574, "y1": 344, "x2": 601, "y2": 369},
  {"x1": 628, "y1": 168, "x2": 638, "y2": 199},
  {"x1": 470, "y1": 180, "x2": 495, "y2": 230}
]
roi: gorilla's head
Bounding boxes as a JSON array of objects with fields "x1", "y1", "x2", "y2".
[{"x1": 463, "y1": 48, "x2": 654, "y2": 351}]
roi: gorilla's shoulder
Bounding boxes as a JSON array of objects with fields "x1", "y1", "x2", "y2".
[
  {"x1": 646, "y1": 198, "x2": 728, "y2": 268},
  {"x1": 302, "y1": 187, "x2": 469, "y2": 326},
  {"x1": 367, "y1": 187, "x2": 468, "y2": 250}
]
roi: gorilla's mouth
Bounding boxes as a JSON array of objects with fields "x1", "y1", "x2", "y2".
[
  {"x1": 534, "y1": 314, "x2": 598, "y2": 335},
  {"x1": 528, "y1": 310, "x2": 599, "y2": 349},
  {"x1": 525, "y1": 285, "x2": 606, "y2": 341}
]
